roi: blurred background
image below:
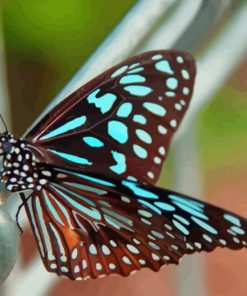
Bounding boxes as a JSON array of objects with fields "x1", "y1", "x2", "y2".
[{"x1": 1, "y1": 0, "x2": 247, "y2": 295}]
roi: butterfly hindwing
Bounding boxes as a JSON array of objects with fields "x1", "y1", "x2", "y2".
[
  {"x1": 25, "y1": 50, "x2": 196, "y2": 183},
  {"x1": 24, "y1": 174, "x2": 187, "y2": 280},
  {"x1": 24, "y1": 166, "x2": 247, "y2": 280}
]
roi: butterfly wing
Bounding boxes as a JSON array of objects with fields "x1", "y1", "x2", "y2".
[
  {"x1": 23, "y1": 166, "x2": 247, "y2": 280},
  {"x1": 25, "y1": 50, "x2": 196, "y2": 183},
  {"x1": 24, "y1": 175, "x2": 186, "y2": 280}
]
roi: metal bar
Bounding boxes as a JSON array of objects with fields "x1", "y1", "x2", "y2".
[
  {"x1": 178, "y1": 1, "x2": 247, "y2": 135},
  {"x1": 171, "y1": 2, "x2": 247, "y2": 295},
  {"x1": 0, "y1": 17, "x2": 11, "y2": 130},
  {"x1": 172, "y1": 126, "x2": 206, "y2": 296},
  {"x1": 140, "y1": 0, "x2": 203, "y2": 51},
  {"x1": 0, "y1": 10, "x2": 20, "y2": 289}
]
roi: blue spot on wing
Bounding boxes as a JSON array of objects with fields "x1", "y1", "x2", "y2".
[
  {"x1": 110, "y1": 151, "x2": 126, "y2": 174},
  {"x1": 143, "y1": 102, "x2": 166, "y2": 117},
  {"x1": 138, "y1": 199, "x2": 162, "y2": 215},
  {"x1": 122, "y1": 180, "x2": 158, "y2": 199},
  {"x1": 168, "y1": 194, "x2": 204, "y2": 209},
  {"x1": 135, "y1": 129, "x2": 152, "y2": 144},
  {"x1": 181, "y1": 69, "x2": 190, "y2": 79},
  {"x1": 173, "y1": 201, "x2": 208, "y2": 220},
  {"x1": 152, "y1": 54, "x2": 163, "y2": 60},
  {"x1": 87, "y1": 89, "x2": 117, "y2": 114},
  {"x1": 224, "y1": 213, "x2": 241, "y2": 227},
  {"x1": 40, "y1": 115, "x2": 86, "y2": 140},
  {"x1": 165, "y1": 91, "x2": 176, "y2": 97},
  {"x1": 166, "y1": 77, "x2": 178, "y2": 90},
  {"x1": 124, "y1": 85, "x2": 153, "y2": 97},
  {"x1": 231, "y1": 226, "x2": 245, "y2": 235},
  {"x1": 127, "y1": 67, "x2": 144, "y2": 74},
  {"x1": 129, "y1": 62, "x2": 140, "y2": 69},
  {"x1": 49, "y1": 150, "x2": 92, "y2": 165},
  {"x1": 133, "y1": 144, "x2": 148, "y2": 159},
  {"x1": 133, "y1": 114, "x2": 147, "y2": 125},
  {"x1": 111, "y1": 65, "x2": 128, "y2": 78},
  {"x1": 154, "y1": 202, "x2": 175, "y2": 211},
  {"x1": 116, "y1": 103, "x2": 133, "y2": 118},
  {"x1": 183, "y1": 87, "x2": 190, "y2": 95},
  {"x1": 155, "y1": 60, "x2": 174, "y2": 74},
  {"x1": 104, "y1": 216, "x2": 121, "y2": 230},
  {"x1": 173, "y1": 214, "x2": 190, "y2": 225},
  {"x1": 172, "y1": 219, "x2": 189, "y2": 235},
  {"x1": 108, "y1": 120, "x2": 128, "y2": 144},
  {"x1": 191, "y1": 216, "x2": 218, "y2": 235},
  {"x1": 83, "y1": 136, "x2": 104, "y2": 148},
  {"x1": 120, "y1": 74, "x2": 146, "y2": 84}
]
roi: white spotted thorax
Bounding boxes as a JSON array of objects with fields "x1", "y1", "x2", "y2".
[{"x1": 0, "y1": 132, "x2": 50, "y2": 192}]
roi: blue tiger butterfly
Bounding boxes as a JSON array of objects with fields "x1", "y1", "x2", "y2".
[{"x1": 0, "y1": 50, "x2": 246, "y2": 280}]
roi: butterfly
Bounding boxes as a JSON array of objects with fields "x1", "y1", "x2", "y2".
[{"x1": 0, "y1": 50, "x2": 246, "y2": 281}]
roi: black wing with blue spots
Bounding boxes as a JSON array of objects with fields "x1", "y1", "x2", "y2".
[
  {"x1": 25, "y1": 50, "x2": 196, "y2": 184},
  {"x1": 23, "y1": 166, "x2": 247, "y2": 280}
]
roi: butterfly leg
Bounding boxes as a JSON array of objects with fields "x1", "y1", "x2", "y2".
[{"x1": 16, "y1": 193, "x2": 32, "y2": 234}]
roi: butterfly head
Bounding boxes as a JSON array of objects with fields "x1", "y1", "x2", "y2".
[{"x1": 0, "y1": 132, "x2": 14, "y2": 155}]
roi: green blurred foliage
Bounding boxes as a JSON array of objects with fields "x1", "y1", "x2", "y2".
[
  {"x1": 3, "y1": 0, "x2": 135, "y2": 65},
  {"x1": 160, "y1": 84, "x2": 247, "y2": 186},
  {"x1": 198, "y1": 85, "x2": 247, "y2": 172},
  {"x1": 1, "y1": 0, "x2": 135, "y2": 132}
]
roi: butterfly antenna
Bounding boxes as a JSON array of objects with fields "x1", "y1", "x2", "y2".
[{"x1": 0, "y1": 113, "x2": 8, "y2": 132}]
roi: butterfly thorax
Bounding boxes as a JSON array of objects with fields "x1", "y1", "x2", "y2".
[{"x1": 0, "y1": 132, "x2": 49, "y2": 192}]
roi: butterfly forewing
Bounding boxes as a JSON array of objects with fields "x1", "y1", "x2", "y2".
[
  {"x1": 25, "y1": 50, "x2": 195, "y2": 183},
  {"x1": 23, "y1": 166, "x2": 247, "y2": 280}
]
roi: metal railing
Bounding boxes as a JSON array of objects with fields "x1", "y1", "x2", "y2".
[{"x1": 1, "y1": 0, "x2": 247, "y2": 295}]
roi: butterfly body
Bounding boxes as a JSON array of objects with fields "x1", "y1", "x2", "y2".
[
  {"x1": 0, "y1": 132, "x2": 50, "y2": 192},
  {"x1": 1, "y1": 50, "x2": 247, "y2": 280}
]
